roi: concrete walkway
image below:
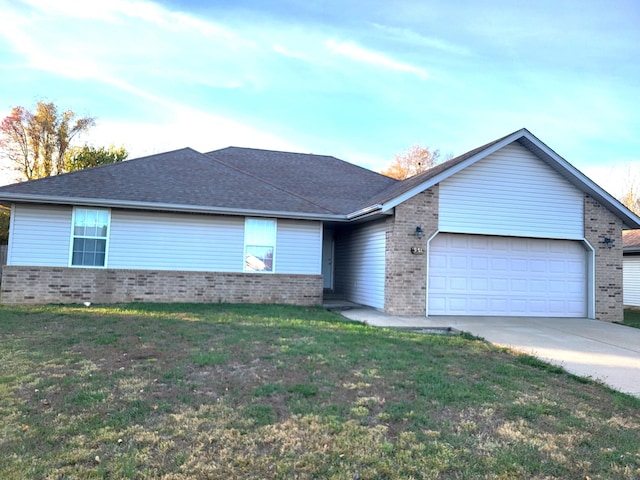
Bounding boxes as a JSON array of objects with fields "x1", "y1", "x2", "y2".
[{"x1": 341, "y1": 308, "x2": 640, "y2": 398}]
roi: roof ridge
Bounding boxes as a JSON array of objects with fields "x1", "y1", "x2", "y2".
[
  {"x1": 209, "y1": 146, "x2": 398, "y2": 183},
  {"x1": 205, "y1": 152, "x2": 341, "y2": 215}
]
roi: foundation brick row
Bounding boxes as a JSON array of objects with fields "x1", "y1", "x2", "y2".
[{"x1": 0, "y1": 267, "x2": 323, "y2": 306}]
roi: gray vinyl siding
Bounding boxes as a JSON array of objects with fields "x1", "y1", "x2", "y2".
[
  {"x1": 6, "y1": 207, "x2": 323, "y2": 274},
  {"x1": 8, "y1": 204, "x2": 71, "y2": 266},
  {"x1": 276, "y1": 220, "x2": 322, "y2": 274},
  {"x1": 623, "y1": 256, "x2": 640, "y2": 306},
  {"x1": 108, "y1": 210, "x2": 244, "y2": 271},
  {"x1": 335, "y1": 221, "x2": 386, "y2": 309},
  {"x1": 439, "y1": 143, "x2": 584, "y2": 240}
]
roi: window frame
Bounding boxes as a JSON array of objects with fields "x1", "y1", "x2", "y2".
[
  {"x1": 69, "y1": 207, "x2": 111, "y2": 268},
  {"x1": 244, "y1": 217, "x2": 277, "y2": 273}
]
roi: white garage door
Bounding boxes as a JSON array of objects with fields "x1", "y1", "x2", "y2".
[{"x1": 428, "y1": 234, "x2": 587, "y2": 317}]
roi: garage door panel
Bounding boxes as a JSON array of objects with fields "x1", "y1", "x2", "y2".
[
  {"x1": 491, "y1": 278, "x2": 509, "y2": 290},
  {"x1": 470, "y1": 277, "x2": 488, "y2": 291},
  {"x1": 530, "y1": 280, "x2": 546, "y2": 293},
  {"x1": 511, "y1": 279, "x2": 528, "y2": 292},
  {"x1": 430, "y1": 276, "x2": 446, "y2": 290},
  {"x1": 429, "y1": 234, "x2": 587, "y2": 317},
  {"x1": 449, "y1": 256, "x2": 467, "y2": 269},
  {"x1": 491, "y1": 258, "x2": 508, "y2": 271},
  {"x1": 511, "y1": 259, "x2": 528, "y2": 272}
]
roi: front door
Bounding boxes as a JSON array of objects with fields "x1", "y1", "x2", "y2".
[{"x1": 322, "y1": 230, "x2": 334, "y2": 290}]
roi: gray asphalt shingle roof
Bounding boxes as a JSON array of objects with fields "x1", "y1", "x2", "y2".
[
  {"x1": 0, "y1": 148, "x2": 338, "y2": 215},
  {"x1": 206, "y1": 147, "x2": 396, "y2": 214},
  {"x1": 0, "y1": 146, "x2": 396, "y2": 217}
]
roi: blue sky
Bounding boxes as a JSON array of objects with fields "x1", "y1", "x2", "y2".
[{"x1": 0, "y1": 0, "x2": 638, "y2": 195}]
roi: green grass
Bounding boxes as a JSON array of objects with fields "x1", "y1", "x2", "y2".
[
  {"x1": 623, "y1": 307, "x2": 640, "y2": 329},
  {"x1": 0, "y1": 303, "x2": 639, "y2": 479}
]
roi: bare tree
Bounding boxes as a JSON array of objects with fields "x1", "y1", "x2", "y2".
[{"x1": 0, "y1": 101, "x2": 95, "y2": 180}]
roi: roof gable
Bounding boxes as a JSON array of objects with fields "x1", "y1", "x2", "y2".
[{"x1": 373, "y1": 128, "x2": 640, "y2": 229}]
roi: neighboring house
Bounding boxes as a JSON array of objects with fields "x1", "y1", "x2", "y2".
[
  {"x1": 623, "y1": 230, "x2": 640, "y2": 306},
  {"x1": 1, "y1": 128, "x2": 639, "y2": 322}
]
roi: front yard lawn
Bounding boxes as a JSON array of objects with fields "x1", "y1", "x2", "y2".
[{"x1": 1, "y1": 303, "x2": 639, "y2": 479}]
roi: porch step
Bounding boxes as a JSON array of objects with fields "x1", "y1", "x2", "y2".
[{"x1": 323, "y1": 298, "x2": 362, "y2": 312}]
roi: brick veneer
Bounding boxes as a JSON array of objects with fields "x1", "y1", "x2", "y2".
[
  {"x1": 384, "y1": 186, "x2": 438, "y2": 315},
  {"x1": 584, "y1": 194, "x2": 624, "y2": 322},
  {"x1": 0, "y1": 267, "x2": 323, "y2": 306}
]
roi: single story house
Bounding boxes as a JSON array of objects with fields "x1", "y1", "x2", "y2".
[
  {"x1": 1, "y1": 128, "x2": 638, "y2": 322},
  {"x1": 623, "y1": 230, "x2": 640, "y2": 307}
]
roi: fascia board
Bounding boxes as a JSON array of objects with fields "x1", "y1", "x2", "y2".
[
  {"x1": 380, "y1": 129, "x2": 528, "y2": 212},
  {"x1": 0, "y1": 193, "x2": 349, "y2": 222}
]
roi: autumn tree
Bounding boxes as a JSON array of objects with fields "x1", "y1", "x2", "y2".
[
  {"x1": 66, "y1": 144, "x2": 128, "y2": 171},
  {"x1": 0, "y1": 101, "x2": 95, "y2": 180},
  {"x1": 380, "y1": 145, "x2": 447, "y2": 180},
  {"x1": 620, "y1": 164, "x2": 640, "y2": 215}
]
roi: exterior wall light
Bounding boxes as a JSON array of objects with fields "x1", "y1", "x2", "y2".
[
  {"x1": 415, "y1": 226, "x2": 424, "y2": 239},
  {"x1": 602, "y1": 237, "x2": 614, "y2": 248}
]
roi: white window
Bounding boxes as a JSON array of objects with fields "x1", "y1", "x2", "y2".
[
  {"x1": 244, "y1": 218, "x2": 276, "y2": 272},
  {"x1": 70, "y1": 208, "x2": 110, "y2": 267}
]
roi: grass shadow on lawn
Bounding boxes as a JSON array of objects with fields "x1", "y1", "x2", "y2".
[
  {"x1": 0, "y1": 303, "x2": 639, "y2": 479},
  {"x1": 623, "y1": 307, "x2": 640, "y2": 329}
]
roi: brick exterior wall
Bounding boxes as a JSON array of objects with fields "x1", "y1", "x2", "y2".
[
  {"x1": 584, "y1": 194, "x2": 624, "y2": 322},
  {"x1": 0, "y1": 267, "x2": 323, "y2": 306},
  {"x1": 384, "y1": 186, "x2": 438, "y2": 315}
]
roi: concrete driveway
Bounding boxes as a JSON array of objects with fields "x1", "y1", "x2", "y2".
[{"x1": 341, "y1": 308, "x2": 640, "y2": 398}]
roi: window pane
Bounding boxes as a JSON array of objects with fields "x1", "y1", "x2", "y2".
[
  {"x1": 83, "y1": 252, "x2": 95, "y2": 265},
  {"x1": 74, "y1": 208, "x2": 108, "y2": 238},
  {"x1": 74, "y1": 209, "x2": 86, "y2": 236},
  {"x1": 72, "y1": 251, "x2": 83, "y2": 265},
  {"x1": 245, "y1": 246, "x2": 273, "y2": 272},
  {"x1": 245, "y1": 219, "x2": 275, "y2": 272},
  {"x1": 85, "y1": 238, "x2": 97, "y2": 252},
  {"x1": 246, "y1": 219, "x2": 275, "y2": 244},
  {"x1": 71, "y1": 217, "x2": 108, "y2": 266}
]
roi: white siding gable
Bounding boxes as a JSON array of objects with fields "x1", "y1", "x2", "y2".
[
  {"x1": 276, "y1": 220, "x2": 322, "y2": 274},
  {"x1": 439, "y1": 143, "x2": 584, "y2": 240},
  {"x1": 9, "y1": 204, "x2": 72, "y2": 266},
  {"x1": 108, "y1": 211, "x2": 244, "y2": 271}
]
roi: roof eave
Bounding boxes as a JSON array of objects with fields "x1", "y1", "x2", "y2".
[{"x1": 0, "y1": 194, "x2": 349, "y2": 222}]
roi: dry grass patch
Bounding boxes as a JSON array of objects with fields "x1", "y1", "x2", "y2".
[{"x1": 0, "y1": 303, "x2": 639, "y2": 479}]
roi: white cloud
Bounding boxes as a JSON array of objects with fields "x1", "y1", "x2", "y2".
[
  {"x1": 326, "y1": 38, "x2": 429, "y2": 79},
  {"x1": 371, "y1": 23, "x2": 470, "y2": 55},
  {"x1": 88, "y1": 108, "x2": 302, "y2": 159}
]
